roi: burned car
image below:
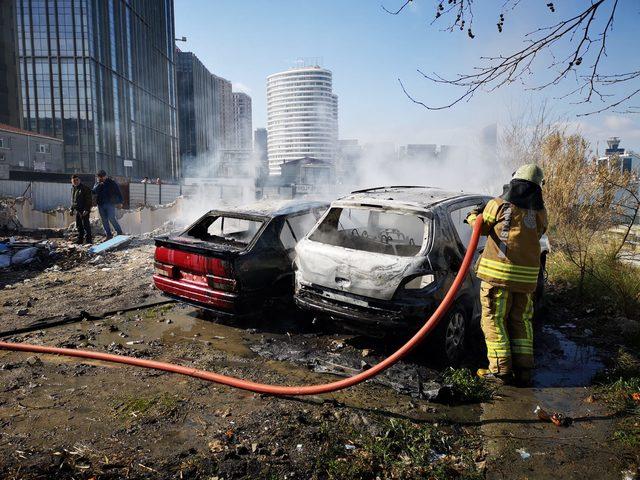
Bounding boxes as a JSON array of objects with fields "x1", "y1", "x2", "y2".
[
  {"x1": 153, "y1": 200, "x2": 327, "y2": 316},
  {"x1": 294, "y1": 186, "x2": 549, "y2": 364}
]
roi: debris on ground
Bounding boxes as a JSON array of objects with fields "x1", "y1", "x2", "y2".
[
  {"x1": 534, "y1": 405, "x2": 574, "y2": 427},
  {"x1": 516, "y1": 448, "x2": 531, "y2": 460},
  {"x1": 88, "y1": 235, "x2": 132, "y2": 254}
]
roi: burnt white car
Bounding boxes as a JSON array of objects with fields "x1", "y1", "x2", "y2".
[{"x1": 294, "y1": 186, "x2": 549, "y2": 364}]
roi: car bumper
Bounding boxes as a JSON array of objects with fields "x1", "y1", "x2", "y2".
[
  {"x1": 153, "y1": 275, "x2": 245, "y2": 315},
  {"x1": 295, "y1": 285, "x2": 436, "y2": 331}
]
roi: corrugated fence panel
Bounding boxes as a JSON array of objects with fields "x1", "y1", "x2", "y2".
[
  {"x1": 0, "y1": 180, "x2": 70, "y2": 210},
  {"x1": 129, "y1": 183, "x2": 182, "y2": 207},
  {"x1": 31, "y1": 182, "x2": 70, "y2": 210},
  {"x1": 0, "y1": 180, "x2": 32, "y2": 199},
  {"x1": 2, "y1": 180, "x2": 186, "y2": 210}
]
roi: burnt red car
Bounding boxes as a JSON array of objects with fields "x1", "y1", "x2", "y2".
[{"x1": 153, "y1": 200, "x2": 327, "y2": 316}]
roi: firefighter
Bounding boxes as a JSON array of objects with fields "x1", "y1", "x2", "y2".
[{"x1": 466, "y1": 164, "x2": 548, "y2": 386}]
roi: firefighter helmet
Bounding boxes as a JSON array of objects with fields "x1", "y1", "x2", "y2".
[{"x1": 513, "y1": 164, "x2": 544, "y2": 186}]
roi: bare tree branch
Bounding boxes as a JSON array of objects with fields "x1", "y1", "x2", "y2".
[{"x1": 386, "y1": 0, "x2": 637, "y2": 115}]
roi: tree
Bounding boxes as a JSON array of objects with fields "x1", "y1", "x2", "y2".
[
  {"x1": 384, "y1": 0, "x2": 638, "y2": 115},
  {"x1": 540, "y1": 131, "x2": 637, "y2": 294}
]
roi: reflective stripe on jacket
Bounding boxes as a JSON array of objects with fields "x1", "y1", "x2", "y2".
[{"x1": 468, "y1": 198, "x2": 548, "y2": 293}]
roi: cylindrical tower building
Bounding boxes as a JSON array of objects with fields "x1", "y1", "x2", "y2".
[{"x1": 267, "y1": 66, "x2": 338, "y2": 175}]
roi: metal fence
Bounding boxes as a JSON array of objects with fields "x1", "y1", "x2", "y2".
[
  {"x1": 129, "y1": 183, "x2": 184, "y2": 207},
  {"x1": 0, "y1": 180, "x2": 71, "y2": 210}
]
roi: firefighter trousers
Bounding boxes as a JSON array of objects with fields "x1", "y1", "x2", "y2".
[{"x1": 480, "y1": 281, "x2": 534, "y2": 374}]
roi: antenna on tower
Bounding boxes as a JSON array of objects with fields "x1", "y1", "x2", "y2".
[{"x1": 292, "y1": 57, "x2": 324, "y2": 69}]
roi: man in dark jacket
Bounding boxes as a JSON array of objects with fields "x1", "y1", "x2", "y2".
[
  {"x1": 71, "y1": 174, "x2": 93, "y2": 244},
  {"x1": 92, "y1": 170, "x2": 124, "y2": 239}
]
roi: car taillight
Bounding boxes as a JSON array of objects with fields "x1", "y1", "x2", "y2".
[
  {"x1": 205, "y1": 257, "x2": 232, "y2": 277},
  {"x1": 155, "y1": 261, "x2": 177, "y2": 278},
  {"x1": 206, "y1": 274, "x2": 237, "y2": 292}
]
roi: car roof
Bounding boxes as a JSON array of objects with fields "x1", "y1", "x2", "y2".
[
  {"x1": 211, "y1": 199, "x2": 329, "y2": 218},
  {"x1": 337, "y1": 186, "x2": 486, "y2": 211}
]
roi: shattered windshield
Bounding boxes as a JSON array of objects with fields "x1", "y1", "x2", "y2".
[
  {"x1": 182, "y1": 214, "x2": 264, "y2": 248},
  {"x1": 308, "y1": 207, "x2": 426, "y2": 257}
]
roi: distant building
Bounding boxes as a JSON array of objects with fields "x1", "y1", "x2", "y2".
[
  {"x1": 479, "y1": 123, "x2": 498, "y2": 163},
  {"x1": 280, "y1": 156, "x2": 334, "y2": 194},
  {"x1": 0, "y1": 123, "x2": 64, "y2": 176},
  {"x1": 176, "y1": 51, "x2": 217, "y2": 176},
  {"x1": 399, "y1": 144, "x2": 437, "y2": 162},
  {"x1": 438, "y1": 145, "x2": 461, "y2": 161},
  {"x1": 213, "y1": 74, "x2": 234, "y2": 151},
  {"x1": 597, "y1": 137, "x2": 640, "y2": 176},
  {"x1": 232, "y1": 92, "x2": 252, "y2": 150},
  {"x1": 337, "y1": 139, "x2": 362, "y2": 179},
  {"x1": 267, "y1": 66, "x2": 338, "y2": 175},
  {"x1": 0, "y1": 1, "x2": 20, "y2": 128},
  {"x1": 254, "y1": 127, "x2": 268, "y2": 180},
  {"x1": 5, "y1": 0, "x2": 179, "y2": 180}
]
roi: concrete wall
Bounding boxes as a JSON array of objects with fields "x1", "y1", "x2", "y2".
[
  {"x1": 0, "y1": 197, "x2": 72, "y2": 230},
  {"x1": 0, "y1": 129, "x2": 64, "y2": 173}
]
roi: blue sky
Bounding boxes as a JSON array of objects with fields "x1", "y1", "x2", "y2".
[{"x1": 175, "y1": 0, "x2": 640, "y2": 152}]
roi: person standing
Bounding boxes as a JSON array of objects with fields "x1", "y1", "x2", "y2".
[
  {"x1": 92, "y1": 170, "x2": 124, "y2": 240},
  {"x1": 70, "y1": 174, "x2": 93, "y2": 244},
  {"x1": 466, "y1": 164, "x2": 548, "y2": 386}
]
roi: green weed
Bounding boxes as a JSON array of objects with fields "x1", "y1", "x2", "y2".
[
  {"x1": 442, "y1": 368, "x2": 495, "y2": 404},
  {"x1": 314, "y1": 417, "x2": 481, "y2": 480},
  {"x1": 114, "y1": 393, "x2": 180, "y2": 420}
]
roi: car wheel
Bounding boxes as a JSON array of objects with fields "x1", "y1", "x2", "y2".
[{"x1": 431, "y1": 304, "x2": 468, "y2": 366}]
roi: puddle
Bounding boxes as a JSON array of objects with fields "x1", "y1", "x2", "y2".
[
  {"x1": 86, "y1": 306, "x2": 255, "y2": 358},
  {"x1": 533, "y1": 326, "x2": 604, "y2": 388}
]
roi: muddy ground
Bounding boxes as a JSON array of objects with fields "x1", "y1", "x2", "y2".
[{"x1": 0, "y1": 236, "x2": 639, "y2": 479}]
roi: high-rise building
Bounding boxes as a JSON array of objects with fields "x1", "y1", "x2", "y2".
[
  {"x1": 254, "y1": 127, "x2": 268, "y2": 180},
  {"x1": 266, "y1": 66, "x2": 338, "y2": 175},
  {"x1": 7, "y1": 0, "x2": 179, "y2": 179},
  {"x1": 212, "y1": 74, "x2": 233, "y2": 151},
  {"x1": 0, "y1": 1, "x2": 21, "y2": 128},
  {"x1": 232, "y1": 92, "x2": 252, "y2": 150},
  {"x1": 176, "y1": 50, "x2": 216, "y2": 176}
]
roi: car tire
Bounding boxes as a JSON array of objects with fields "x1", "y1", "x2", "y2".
[{"x1": 433, "y1": 304, "x2": 468, "y2": 367}]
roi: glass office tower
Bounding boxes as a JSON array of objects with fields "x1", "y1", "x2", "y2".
[{"x1": 14, "y1": 0, "x2": 179, "y2": 179}]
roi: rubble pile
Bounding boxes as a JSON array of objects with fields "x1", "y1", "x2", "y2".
[
  {"x1": 0, "y1": 197, "x2": 22, "y2": 230},
  {"x1": 0, "y1": 236, "x2": 90, "y2": 277},
  {"x1": 138, "y1": 220, "x2": 179, "y2": 239}
]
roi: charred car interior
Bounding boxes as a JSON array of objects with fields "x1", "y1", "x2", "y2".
[{"x1": 153, "y1": 200, "x2": 328, "y2": 316}]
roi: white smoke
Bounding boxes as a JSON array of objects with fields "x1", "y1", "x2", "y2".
[{"x1": 341, "y1": 125, "x2": 508, "y2": 197}]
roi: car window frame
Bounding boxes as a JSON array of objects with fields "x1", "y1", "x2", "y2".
[
  {"x1": 446, "y1": 197, "x2": 489, "y2": 254},
  {"x1": 306, "y1": 205, "x2": 432, "y2": 258}
]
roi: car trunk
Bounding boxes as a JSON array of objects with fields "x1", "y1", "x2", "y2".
[
  {"x1": 295, "y1": 238, "x2": 424, "y2": 301},
  {"x1": 153, "y1": 237, "x2": 240, "y2": 310}
]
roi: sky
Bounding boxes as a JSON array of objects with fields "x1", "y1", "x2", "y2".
[{"x1": 175, "y1": 0, "x2": 640, "y2": 153}]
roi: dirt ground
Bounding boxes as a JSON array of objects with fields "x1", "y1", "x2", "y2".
[{"x1": 0, "y1": 236, "x2": 639, "y2": 479}]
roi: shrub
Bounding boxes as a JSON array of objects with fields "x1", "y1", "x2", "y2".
[{"x1": 548, "y1": 244, "x2": 640, "y2": 320}]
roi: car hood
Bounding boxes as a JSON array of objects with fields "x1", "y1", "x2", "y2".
[{"x1": 295, "y1": 239, "x2": 424, "y2": 301}]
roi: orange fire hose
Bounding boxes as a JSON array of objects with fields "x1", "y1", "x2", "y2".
[{"x1": 0, "y1": 216, "x2": 483, "y2": 396}]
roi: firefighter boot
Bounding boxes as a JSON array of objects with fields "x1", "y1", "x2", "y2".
[{"x1": 476, "y1": 368, "x2": 513, "y2": 386}]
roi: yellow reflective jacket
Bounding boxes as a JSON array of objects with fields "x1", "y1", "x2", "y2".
[{"x1": 467, "y1": 198, "x2": 548, "y2": 293}]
